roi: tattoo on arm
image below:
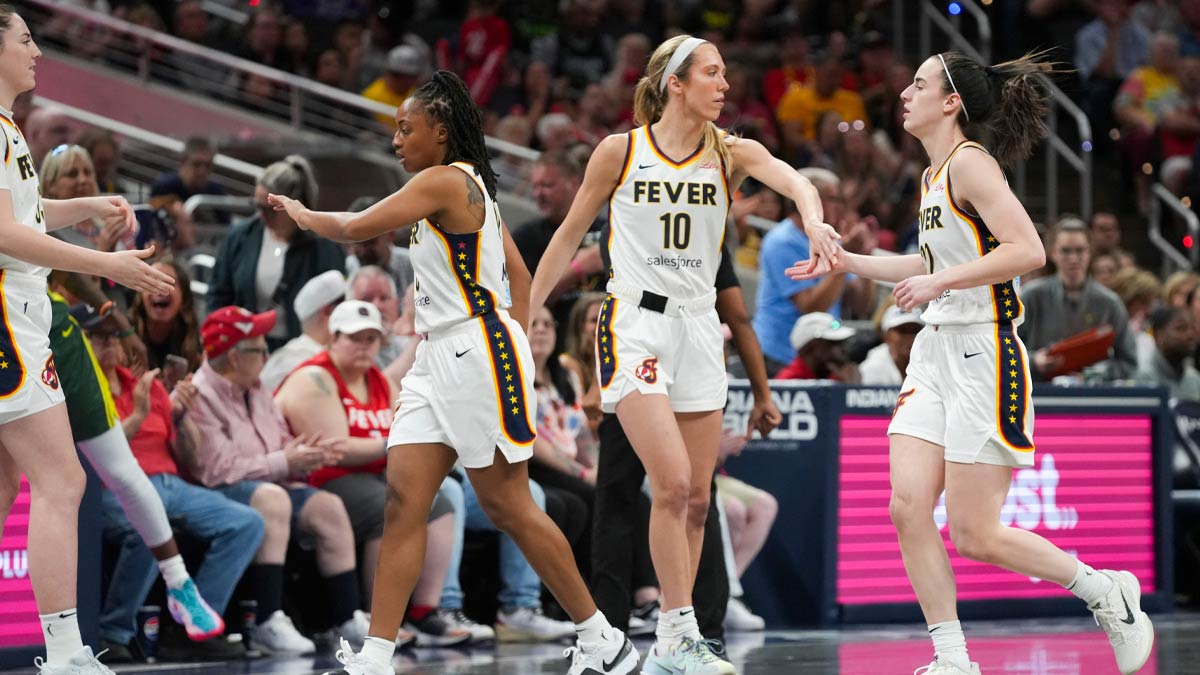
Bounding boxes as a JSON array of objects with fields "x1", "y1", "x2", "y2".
[
  {"x1": 309, "y1": 370, "x2": 334, "y2": 396},
  {"x1": 465, "y1": 173, "x2": 484, "y2": 207}
]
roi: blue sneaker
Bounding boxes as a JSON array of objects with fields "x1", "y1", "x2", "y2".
[
  {"x1": 167, "y1": 579, "x2": 224, "y2": 640},
  {"x1": 640, "y1": 637, "x2": 736, "y2": 675}
]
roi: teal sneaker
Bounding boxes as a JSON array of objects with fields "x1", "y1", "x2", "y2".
[
  {"x1": 167, "y1": 579, "x2": 224, "y2": 640},
  {"x1": 641, "y1": 637, "x2": 736, "y2": 675}
]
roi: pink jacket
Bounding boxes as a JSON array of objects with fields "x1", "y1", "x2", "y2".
[{"x1": 186, "y1": 361, "x2": 292, "y2": 487}]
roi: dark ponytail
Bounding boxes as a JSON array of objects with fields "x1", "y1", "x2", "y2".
[
  {"x1": 939, "y1": 50, "x2": 1067, "y2": 168},
  {"x1": 411, "y1": 70, "x2": 498, "y2": 200}
]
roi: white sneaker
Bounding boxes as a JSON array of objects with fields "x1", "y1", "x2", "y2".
[
  {"x1": 441, "y1": 609, "x2": 495, "y2": 643},
  {"x1": 641, "y1": 637, "x2": 737, "y2": 675},
  {"x1": 723, "y1": 597, "x2": 765, "y2": 632},
  {"x1": 34, "y1": 646, "x2": 116, "y2": 674},
  {"x1": 496, "y1": 606, "x2": 576, "y2": 642},
  {"x1": 337, "y1": 610, "x2": 372, "y2": 647},
  {"x1": 1091, "y1": 570, "x2": 1155, "y2": 674},
  {"x1": 913, "y1": 657, "x2": 981, "y2": 674},
  {"x1": 321, "y1": 637, "x2": 395, "y2": 675},
  {"x1": 249, "y1": 610, "x2": 316, "y2": 655},
  {"x1": 564, "y1": 629, "x2": 639, "y2": 675}
]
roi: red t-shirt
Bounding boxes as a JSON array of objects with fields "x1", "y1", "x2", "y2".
[
  {"x1": 112, "y1": 366, "x2": 179, "y2": 477},
  {"x1": 290, "y1": 352, "x2": 393, "y2": 487},
  {"x1": 776, "y1": 356, "x2": 845, "y2": 381}
]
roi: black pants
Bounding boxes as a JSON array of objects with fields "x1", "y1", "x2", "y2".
[
  {"x1": 591, "y1": 414, "x2": 728, "y2": 642},
  {"x1": 529, "y1": 462, "x2": 595, "y2": 578}
]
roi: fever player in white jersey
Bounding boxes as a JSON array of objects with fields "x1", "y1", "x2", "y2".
[
  {"x1": 530, "y1": 35, "x2": 835, "y2": 675},
  {"x1": 787, "y1": 51, "x2": 1153, "y2": 675},
  {"x1": 0, "y1": 7, "x2": 174, "y2": 674},
  {"x1": 269, "y1": 71, "x2": 638, "y2": 675}
]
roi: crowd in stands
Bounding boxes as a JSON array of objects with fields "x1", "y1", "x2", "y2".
[{"x1": 17, "y1": 0, "x2": 1200, "y2": 664}]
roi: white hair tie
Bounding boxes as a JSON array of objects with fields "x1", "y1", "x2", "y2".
[
  {"x1": 659, "y1": 37, "x2": 708, "y2": 92},
  {"x1": 938, "y1": 53, "x2": 969, "y2": 121}
]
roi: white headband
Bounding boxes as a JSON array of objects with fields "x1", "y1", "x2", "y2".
[
  {"x1": 938, "y1": 53, "x2": 969, "y2": 121},
  {"x1": 659, "y1": 37, "x2": 709, "y2": 92}
]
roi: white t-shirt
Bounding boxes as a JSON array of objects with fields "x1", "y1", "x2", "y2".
[{"x1": 0, "y1": 107, "x2": 47, "y2": 278}]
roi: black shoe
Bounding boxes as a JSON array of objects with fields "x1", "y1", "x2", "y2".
[
  {"x1": 98, "y1": 639, "x2": 137, "y2": 664},
  {"x1": 158, "y1": 621, "x2": 246, "y2": 661},
  {"x1": 402, "y1": 611, "x2": 471, "y2": 647}
]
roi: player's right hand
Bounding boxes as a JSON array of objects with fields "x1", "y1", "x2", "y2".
[
  {"x1": 104, "y1": 245, "x2": 174, "y2": 296},
  {"x1": 785, "y1": 254, "x2": 845, "y2": 281}
]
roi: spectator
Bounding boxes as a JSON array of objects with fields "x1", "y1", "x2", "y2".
[
  {"x1": 171, "y1": 0, "x2": 209, "y2": 45},
  {"x1": 187, "y1": 307, "x2": 369, "y2": 653},
  {"x1": 1020, "y1": 217, "x2": 1138, "y2": 380},
  {"x1": 604, "y1": 32, "x2": 651, "y2": 96},
  {"x1": 716, "y1": 65, "x2": 778, "y2": 152},
  {"x1": 23, "y1": 106, "x2": 72, "y2": 170},
  {"x1": 273, "y1": 301, "x2": 468, "y2": 646},
  {"x1": 860, "y1": 305, "x2": 924, "y2": 385},
  {"x1": 1165, "y1": 271, "x2": 1200, "y2": 308},
  {"x1": 208, "y1": 156, "x2": 345, "y2": 349},
  {"x1": 563, "y1": 291, "x2": 606, "y2": 420},
  {"x1": 1137, "y1": 305, "x2": 1200, "y2": 399},
  {"x1": 576, "y1": 83, "x2": 616, "y2": 148},
  {"x1": 493, "y1": 114, "x2": 535, "y2": 193},
  {"x1": 1089, "y1": 210, "x2": 1124, "y2": 256},
  {"x1": 1113, "y1": 266, "x2": 1164, "y2": 370},
  {"x1": 1182, "y1": 0, "x2": 1200, "y2": 57},
  {"x1": 236, "y1": 7, "x2": 286, "y2": 69},
  {"x1": 1076, "y1": 0, "x2": 1150, "y2": 142},
  {"x1": 362, "y1": 45, "x2": 426, "y2": 126},
  {"x1": 530, "y1": 0, "x2": 614, "y2": 97},
  {"x1": 752, "y1": 170, "x2": 873, "y2": 374},
  {"x1": 150, "y1": 137, "x2": 225, "y2": 204},
  {"x1": 260, "y1": 270, "x2": 346, "y2": 392},
  {"x1": 535, "y1": 112, "x2": 578, "y2": 151},
  {"x1": 348, "y1": 265, "x2": 415, "y2": 379},
  {"x1": 1092, "y1": 251, "x2": 1121, "y2": 288},
  {"x1": 88, "y1": 311, "x2": 264, "y2": 660},
  {"x1": 282, "y1": 20, "x2": 311, "y2": 76},
  {"x1": 513, "y1": 150, "x2": 605, "y2": 315},
  {"x1": 76, "y1": 128, "x2": 129, "y2": 195},
  {"x1": 1114, "y1": 31, "x2": 1180, "y2": 206},
  {"x1": 458, "y1": 0, "x2": 511, "y2": 105},
  {"x1": 344, "y1": 198, "x2": 414, "y2": 297},
  {"x1": 40, "y1": 144, "x2": 135, "y2": 253},
  {"x1": 1158, "y1": 56, "x2": 1200, "y2": 194},
  {"x1": 763, "y1": 31, "x2": 810, "y2": 111},
  {"x1": 776, "y1": 312, "x2": 860, "y2": 381},
  {"x1": 129, "y1": 259, "x2": 204, "y2": 373},
  {"x1": 776, "y1": 50, "x2": 868, "y2": 149}
]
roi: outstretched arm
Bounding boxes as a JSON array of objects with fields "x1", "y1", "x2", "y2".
[
  {"x1": 787, "y1": 251, "x2": 926, "y2": 285},
  {"x1": 43, "y1": 196, "x2": 135, "y2": 234},
  {"x1": 732, "y1": 138, "x2": 838, "y2": 270},
  {"x1": 269, "y1": 166, "x2": 457, "y2": 243},
  {"x1": 528, "y1": 134, "x2": 626, "y2": 317}
]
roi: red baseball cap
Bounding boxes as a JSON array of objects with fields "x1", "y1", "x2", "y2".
[{"x1": 201, "y1": 306, "x2": 277, "y2": 359}]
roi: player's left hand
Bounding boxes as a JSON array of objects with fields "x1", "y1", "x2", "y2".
[
  {"x1": 95, "y1": 195, "x2": 136, "y2": 237},
  {"x1": 893, "y1": 273, "x2": 945, "y2": 311},
  {"x1": 804, "y1": 220, "x2": 841, "y2": 271},
  {"x1": 267, "y1": 193, "x2": 308, "y2": 227},
  {"x1": 746, "y1": 397, "x2": 782, "y2": 439}
]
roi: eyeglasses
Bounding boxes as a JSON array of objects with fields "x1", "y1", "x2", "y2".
[
  {"x1": 85, "y1": 331, "x2": 120, "y2": 344},
  {"x1": 1056, "y1": 246, "x2": 1089, "y2": 257}
]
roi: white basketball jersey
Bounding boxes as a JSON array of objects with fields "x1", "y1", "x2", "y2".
[
  {"x1": 917, "y1": 141, "x2": 1023, "y2": 328},
  {"x1": 0, "y1": 109, "x2": 47, "y2": 278},
  {"x1": 606, "y1": 125, "x2": 730, "y2": 299},
  {"x1": 409, "y1": 162, "x2": 512, "y2": 334}
]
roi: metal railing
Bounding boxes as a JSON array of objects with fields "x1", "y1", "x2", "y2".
[
  {"x1": 27, "y1": 0, "x2": 540, "y2": 194},
  {"x1": 1148, "y1": 183, "x2": 1199, "y2": 273},
  {"x1": 916, "y1": 0, "x2": 1092, "y2": 221}
]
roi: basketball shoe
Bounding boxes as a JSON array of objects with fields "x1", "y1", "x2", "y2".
[
  {"x1": 913, "y1": 657, "x2": 981, "y2": 674},
  {"x1": 564, "y1": 629, "x2": 639, "y2": 675},
  {"x1": 1091, "y1": 570, "x2": 1154, "y2": 674},
  {"x1": 641, "y1": 637, "x2": 736, "y2": 675},
  {"x1": 34, "y1": 646, "x2": 116, "y2": 674}
]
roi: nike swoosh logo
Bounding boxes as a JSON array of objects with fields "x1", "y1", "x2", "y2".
[
  {"x1": 602, "y1": 639, "x2": 633, "y2": 671},
  {"x1": 963, "y1": 352, "x2": 983, "y2": 359},
  {"x1": 680, "y1": 609, "x2": 693, "y2": 616},
  {"x1": 455, "y1": 349, "x2": 472, "y2": 358},
  {"x1": 1120, "y1": 590, "x2": 1137, "y2": 625},
  {"x1": 638, "y1": 163, "x2": 657, "y2": 170},
  {"x1": 58, "y1": 611, "x2": 77, "y2": 619},
  {"x1": 61, "y1": 325, "x2": 74, "y2": 338},
  {"x1": 929, "y1": 626, "x2": 942, "y2": 633}
]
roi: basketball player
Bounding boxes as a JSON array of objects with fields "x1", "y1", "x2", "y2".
[
  {"x1": 268, "y1": 71, "x2": 638, "y2": 675},
  {"x1": 529, "y1": 35, "x2": 834, "y2": 675},
  {"x1": 0, "y1": 6, "x2": 174, "y2": 673},
  {"x1": 786, "y1": 52, "x2": 1153, "y2": 674}
]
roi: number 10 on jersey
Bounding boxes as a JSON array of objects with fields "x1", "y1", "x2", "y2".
[{"x1": 660, "y1": 212, "x2": 692, "y2": 250}]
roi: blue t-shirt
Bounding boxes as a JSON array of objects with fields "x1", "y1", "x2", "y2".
[{"x1": 752, "y1": 218, "x2": 843, "y2": 364}]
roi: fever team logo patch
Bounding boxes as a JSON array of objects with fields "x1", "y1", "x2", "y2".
[
  {"x1": 634, "y1": 357, "x2": 659, "y2": 384},
  {"x1": 41, "y1": 356, "x2": 59, "y2": 390}
]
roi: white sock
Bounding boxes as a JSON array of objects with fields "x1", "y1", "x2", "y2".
[
  {"x1": 158, "y1": 554, "x2": 190, "y2": 590},
  {"x1": 360, "y1": 635, "x2": 395, "y2": 669},
  {"x1": 40, "y1": 609, "x2": 84, "y2": 666},
  {"x1": 574, "y1": 610, "x2": 612, "y2": 644},
  {"x1": 1065, "y1": 560, "x2": 1113, "y2": 606},
  {"x1": 929, "y1": 620, "x2": 970, "y2": 669},
  {"x1": 655, "y1": 605, "x2": 701, "y2": 652}
]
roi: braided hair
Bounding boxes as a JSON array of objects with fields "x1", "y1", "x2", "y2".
[{"x1": 411, "y1": 71, "x2": 498, "y2": 200}]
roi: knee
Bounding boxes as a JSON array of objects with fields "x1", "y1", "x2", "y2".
[
  {"x1": 948, "y1": 519, "x2": 998, "y2": 564},
  {"x1": 751, "y1": 492, "x2": 778, "y2": 523},
  {"x1": 652, "y1": 475, "x2": 691, "y2": 519},
  {"x1": 302, "y1": 492, "x2": 353, "y2": 543},
  {"x1": 685, "y1": 485, "x2": 710, "y2": 531},
  {"x1": 251, "y1": 483, "x2": 293, "y2": 535},
  {"x1": 476, "y1": 492, "x2": 522, "y2": 534},
  {"x1": 723, "y1": 496, "x2": 747, "y2": 531},
  {"x1": 52, "y1": 460, "x2": 87, "y2": 507},
  {"x1": 888, "y1": 490, "x2": 933, "y2": 535}
]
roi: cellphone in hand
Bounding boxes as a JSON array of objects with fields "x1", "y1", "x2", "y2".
[{"x1": 162, "y1": 354, "x2": 188, "y2": 390}]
